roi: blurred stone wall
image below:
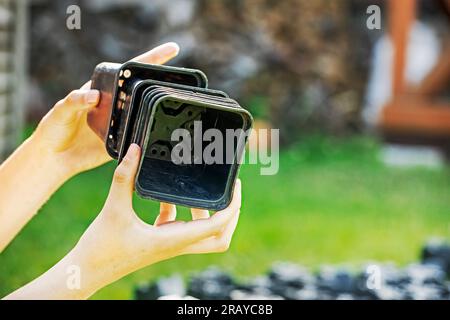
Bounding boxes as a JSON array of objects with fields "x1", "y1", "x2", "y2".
[
  {"x1": 27, "y1": 0, "x2": 380, "y2": 145},
  {"x1": 0, "y1": 0, "x2": 26, "y2": 160}
]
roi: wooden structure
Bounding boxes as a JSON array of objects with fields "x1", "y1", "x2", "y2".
[
  {"x1": 381, "y1": 0, "x2": 450, "y2": 148},
  {"x1": 0, "y1": 0, "x2": 27, "y2": 161}
]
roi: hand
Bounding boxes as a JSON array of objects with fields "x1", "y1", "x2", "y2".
[
  {"x1": 70, "y1": 144, "x2": 241, "y2": 296},
  {"x1": 4, "y1": 143, "x2": 242, "y2": 300},
  {"x1": 31, "y1": 42, "x2": 180, "y2": 178},
  {"x1": 0, "y1": 43, "x2": 180, "y2": 253}
]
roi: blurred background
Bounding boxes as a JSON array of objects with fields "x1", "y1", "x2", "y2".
[{"x1": 0, "y1": 0, "x2": 449, "y2": 299}]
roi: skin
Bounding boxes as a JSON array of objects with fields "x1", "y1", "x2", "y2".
[
  {"x1": 0, "y1": 42, "x2": 180, "y2": 252},
  {"x1": 0, "y1": 43, "x2": 243, "y2": 299},
  {"x1": 4, "y1": 145, "x2": 241, "y2": 299}
]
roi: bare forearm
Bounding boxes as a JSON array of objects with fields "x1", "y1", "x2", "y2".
[
  {"x1": 3, "y1": 242, "x2": 143, "y2": 300},
  {"x1": 0, "y1": 135, "x2": 70, "y2": 252},
  {"x1": 3, "y1": 248, "x2": 98, "y2": 300},
  {"x1": 2, "y1": 143, "x2": 241, "y2": 300}
]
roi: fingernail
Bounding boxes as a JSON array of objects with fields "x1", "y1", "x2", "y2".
[
  {"x1": 126, "y1": 143, "x2": 140, "y2": 160},
  {"x1": 86, "y1": 90, "x2": 100, "y2": 104},
  {"x1": 164, "y1": 42, "x2": 180, "y2": 56}
]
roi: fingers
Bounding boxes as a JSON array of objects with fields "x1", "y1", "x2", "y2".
[
  {"x1": 217, "y1": 179, "x2": 242, "y2": 215},
  {"x1": 156, "y1": 180, "x2": 242, "y2": 247},
  {"x1": 80, "y1": 42, "x2": 180, "y2": 90},
  {"x1": 191, "y1": 208, "x2": 209, "y2": 220},
  {"x1": 155, "y1": 203, "x2": 177, "y2": 226},
  {"x1": 131, "y1": 42, "x2": 180, "y2": 65},
  {"x1": 185, "y1": 180, "x2": 242, "y2": 254},
  {"x1": 185, "y1": 209, "x2": 240, "y2": 254},
  {"x1": 106, "y1": 144, "x2": 141, "y2": 207},
  {"x1": 156, "y1": 213, "x2": 231, "y2": 248},
  {"x1": 52, "y1": 89, "x2": 100, "y2": 123},
  {"x1": 80, "y1": 81, "x2": 91, "y2": 90}
]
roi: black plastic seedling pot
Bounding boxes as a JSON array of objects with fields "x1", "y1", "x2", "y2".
[{"x1": 88, "y1": 61, "x2": 253, "y2": 210}]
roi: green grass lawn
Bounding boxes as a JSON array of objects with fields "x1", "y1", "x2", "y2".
[{"x1": 0, "y1": 135, "x2": 449, "y2": 299}]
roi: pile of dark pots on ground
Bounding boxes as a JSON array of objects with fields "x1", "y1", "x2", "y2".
[{"x1": 135, "y1": 239, "x2": 450, "y2": 300}]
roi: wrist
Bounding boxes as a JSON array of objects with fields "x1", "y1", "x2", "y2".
[
  {"x1": 58, "y1": 248, "x2": 103, "y2": 299},
  {"x1": 27, "y1": 132, "x2": 76, "y2": 182},
  {"x1": 3, "y1": 247, "x2": 99, "y2": 300},
  {"x1": 67, "y1": 244, "x2": 125, "y2": 298}
]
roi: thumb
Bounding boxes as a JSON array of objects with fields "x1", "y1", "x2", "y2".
[
  {"x1": 106, "y1": 144, "x2": 141, "y2": 207},
  {"x1": 52, "y1": 89, "x2": 100, "y2": 124}
]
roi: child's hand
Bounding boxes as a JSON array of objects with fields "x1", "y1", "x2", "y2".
[
  {"x1": 69, "y1": 144, "x2": 241, "y2": 297},
  {"x1": 73, "y1": 144, "x2": 241, "y2": 294},
  {"x1": 4, "y1": 143, "x2": 241, "y2": 300},
  {"x1": 31, "y1": 42, "x2": 180, "y2": 178},
  {"x1": 0, "y1": 43, "x2": 180, "y2": 253}
]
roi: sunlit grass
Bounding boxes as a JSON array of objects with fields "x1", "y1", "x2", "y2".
[{"x1": 0, "y1": 134, "x2": 449, "y2": 299}]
